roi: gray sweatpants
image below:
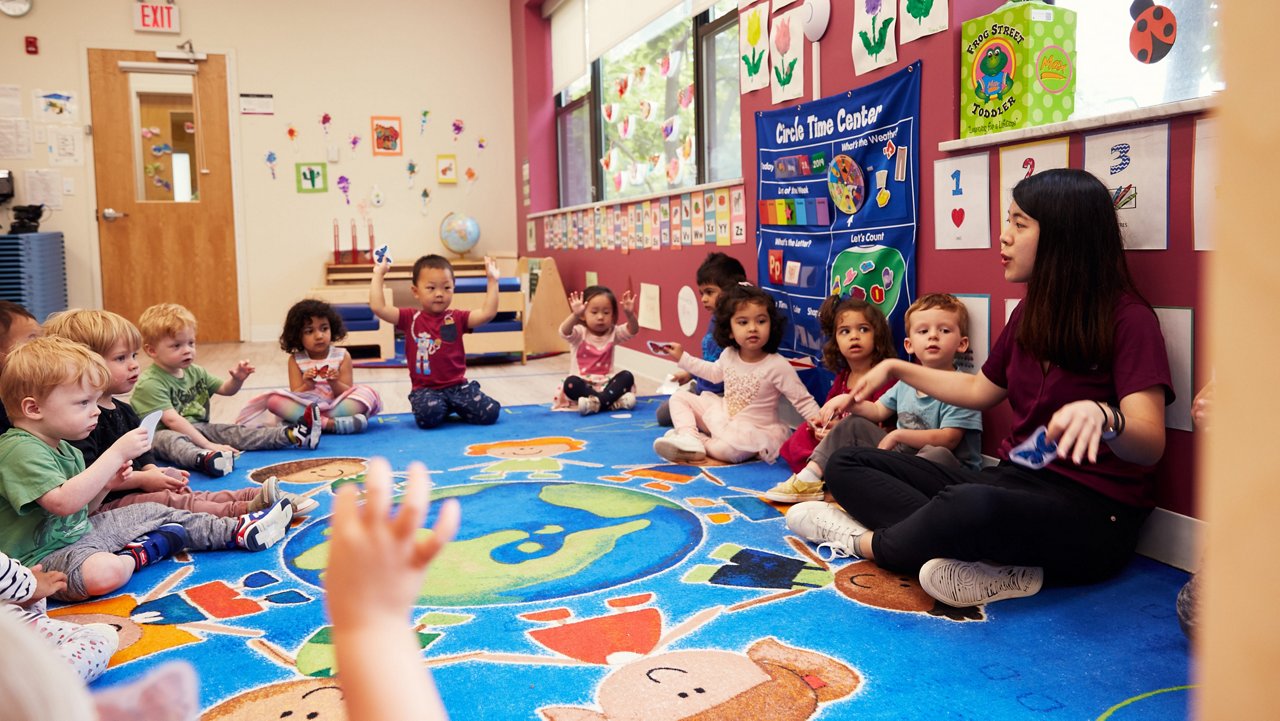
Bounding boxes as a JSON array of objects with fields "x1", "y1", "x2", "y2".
[
  {"x1": 811, "y1": 417, "x2": 961, "y2": 472},
  {"x1": 152, "y1": 422, "x2": 292, "y2": 470},
  {"x1": 36, "y1": 501, "x2": 239, "y2": 602}
]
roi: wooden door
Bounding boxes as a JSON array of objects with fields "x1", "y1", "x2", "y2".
[{"x1": 87, "y1": 49, "x2": 239, "y2": 341}]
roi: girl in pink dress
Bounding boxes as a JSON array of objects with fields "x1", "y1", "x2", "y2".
[
  {"x1": 654, "y1": 284, "x2": 821, "y2": 464},
  {"x1": 553, "y1": 286, "x2": 639, "y2": 415},
  {"x1": 238, "y1": 299, "x2": 382, "y2": 433}
]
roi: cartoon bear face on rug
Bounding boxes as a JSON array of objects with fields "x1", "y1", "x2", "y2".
[{"x1": 539, "y1": 637, "x2": 861, "y2": 721}]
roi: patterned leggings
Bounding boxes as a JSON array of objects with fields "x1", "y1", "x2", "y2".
[
  {"x1": 563, "y1": 371, "x2": 635, "y2": 409},
  {"x1": 409, "y1": 381, "x2": 501, "y2": 429},
  {"x1": 3, "y1": 605, "x2": 118, "y2": 682}
]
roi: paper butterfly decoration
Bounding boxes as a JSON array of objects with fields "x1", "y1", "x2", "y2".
[{"x1": 1009, "y1": 426, "x2": 1059, "y2": 469}]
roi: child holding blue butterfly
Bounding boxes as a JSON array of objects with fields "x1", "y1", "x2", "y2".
[{"x1": 786, "y1": 169, "x2": 1173, "y2": 609}]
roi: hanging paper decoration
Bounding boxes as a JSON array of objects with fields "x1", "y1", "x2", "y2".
[
  {"x1": 451, "y1": 119, "x2": 465, "y2": 140},
  {"x1": 370, "y1": 184, "x2": 385, "y2": 208},
  {"x1": 265, "y1": 151, "x2": 278, "y2": 180},
  {"x1": 659, "y1": 51, "x2": 683, "y2": 78},
  {"x1": 150, "y1": 143, "x2": 173, "y2": 157},
  {"x1": 632, "y1": 65, "x2": 649, "y2": 87},
  {"x1": 465, "y1": 167, "x2": 478, "y2": 183},
  {"x1": 612, "y1": 172, "x2": 624, "y2": 192},
  {"x1": 739, "y1": 4, "x2": 770, "y2": 93},
  {"x1": 477, "y1": 136, "x2": 487, "y2": 150},
  {"x1": 320, "y1": 113, "x2": 332, "y2": 135},
  {"x1": 406, "y1": 159, "x2": 418, "y2": 187},
  {"x1": 140, "y1": 126, "x2": 161, "y2": 139},
  {"x1": 648, "y1": 153, "x2": 665, "y2": 175},
  {"x1": 600, "y1": 147, "x2": 620, "y2": 173},
  {"x1": 336, "y1": 175, "x2": 351, "y2": 204},
  {"x1": 420, "y1": 187, "x2": 431, "y2": 213},
  {"x1": 771, "y1": 12, "x2": 804, "y2": 103},
  {"x1": 144, "y1": 162, "x2": 162, "y2": 177},
  {"x1": 153, "y1": 176, "x2": 172, "y2": 191},
  {"x1": 680, "y1": 135, "x2": 695, "y2": 162},
  {"x1": 287, "y1": 124, "x2": 298, "y2": 142},
  {"x1": 618, "y1": 115, "x2": 637, "y2": 140},
  {"x1": 662, "y1": 116, "x2": 680, "y2": 141},
  {"x1": 628, "y1": 162, "x2": 648, "y2": 185},
  {"x1": 349, "y1": 134, "x2": 361, "y2": 151},
  {"x1": 638, "y1": 100, "x2": 657, "y2": 122},
  {"x1": 678, "y1": 83, "x2": 696, "y2": 109},
  {"x1": 420, "y1": 110, "x2": 430, "y2": 135},
  {"x1": 183, "y1": 121, "x2": 195, "y2": 134},
  {"x1": 614, "y1": 76, "x2": 630, "y2": 98},
  {"x1": 602, "y1": 103, "x2": 621, "y2": 123},
  {"x1": 666, "y1": 155, "x2": 684, "y2": 184},
  {"x1": 900, "y1": 0, "x2": 949, "y2": 44},
  {"x1": 853, "y1": 0, "x2": 899, "y2": 75}
]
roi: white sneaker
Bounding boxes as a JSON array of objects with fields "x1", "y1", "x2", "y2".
[
  {"x1": 578, "y1": 396, "x2": 601, "y2": 416},
  {"x1": 785, "y1": 502, "x2": 867, "y2": 560},
  {"x1": 288, "y1": 493, "x2": 320, "y2": 516},
  {"x1": 652, "y1": 430, "x2": 706, "y2": 463},
  {"x1": 612, "y1": 392, "x2": 637, "y2": 410},
  {"x1": 918, "y1": 558, "x2": 1044, "y2": 607}
]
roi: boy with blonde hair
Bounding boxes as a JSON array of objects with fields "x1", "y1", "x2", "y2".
[
  {"x1": 131, "y1": 303, "x2": 321, "y2": 478},
  {"x1": 45, "y1": 309, "x2": 308, "y2": 516},
  {"x1": 0, "y1": 301, "x2": 41, "y2": 435},
  {"x1": 0, "y1": 337, "x2": 294, "y2": 602}
]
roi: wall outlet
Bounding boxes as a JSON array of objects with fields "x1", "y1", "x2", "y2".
[{"x1": 62, "y1": 178, "x2": 74, "y2": 195}]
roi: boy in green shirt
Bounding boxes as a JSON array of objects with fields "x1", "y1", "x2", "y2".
[
  {"x1": 0, "y1": 336, "x2": 294, "y2": 601},
  {"x1": 131, "y1": 303, "x2": 322, "y2": 478}
]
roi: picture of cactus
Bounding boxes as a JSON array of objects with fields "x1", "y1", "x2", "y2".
[{"x1": 295, "y1": 162, "x2": 328, "y2": 194}]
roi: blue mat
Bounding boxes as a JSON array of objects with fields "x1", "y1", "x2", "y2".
[{"x1": 60, "y1": 400, "x2": 1192, "y2": 719}]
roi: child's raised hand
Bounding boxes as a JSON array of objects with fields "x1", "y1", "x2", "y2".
[
  {"x1": 373, "y1": 256, "x2": 392, "y2": 277},
  {"x1": 230, "y1": 360, "x2": 256, "y2": 381},
  {"x1": 620, "y1": 289, "x2": 636, "y2": 314},
  {"x1": 109, "y1": 427, "x2": 152, "y2": 463},
  {"x1": 568, "y1": 291, "x2": 585, "y2": 316},
  {"x1": 107, "y1": 460, "x2": 134, "y2": 490},
  {"x1": 27, "y1": 564, "x2": 67, "y2": 604},
  {"x1": 326, "y1": 457, "x2": 461, "y2": 629},
  {"x1": 485, "y1": 256, "x2": 501, "y2": 281}
]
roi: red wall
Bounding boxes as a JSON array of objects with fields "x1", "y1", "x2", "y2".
[{"x1": 512, "y1": 0, "x2": 1206, "y2": 516}]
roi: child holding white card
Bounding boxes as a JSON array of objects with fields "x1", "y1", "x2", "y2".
[
  {"x1": 554, "y1": 286, "x2": 639, "y2": 415},
  {"x1": 786, "y1": 169, "x2": 1173, "y2": 609},
  {"x1": 44, "y1": 310, "x2": 299, "y2": 517}
]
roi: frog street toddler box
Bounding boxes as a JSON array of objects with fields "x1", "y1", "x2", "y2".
[{"x1": 961, "y1": 0, "x2": 1076, "y2": 138}]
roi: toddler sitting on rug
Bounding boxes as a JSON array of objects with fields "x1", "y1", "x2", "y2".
[{"x1": 553, "y1": 285, "x2": 639, "y2": 415}]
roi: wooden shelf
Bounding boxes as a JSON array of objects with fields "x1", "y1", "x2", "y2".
[{"x1": 324, "y1": 258, "x2": 488, "y2": 285}]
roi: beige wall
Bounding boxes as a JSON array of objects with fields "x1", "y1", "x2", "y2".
[{"x1": 0, "y1": 0, "x2": 516, "y2": 340}]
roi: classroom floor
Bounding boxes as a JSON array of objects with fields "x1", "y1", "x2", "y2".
[{"x1": 186, "y1": 342, "x2": 662, "y2": 423}]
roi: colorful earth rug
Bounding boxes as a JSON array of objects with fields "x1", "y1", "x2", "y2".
[{"x1": 66, "y1": 400, "x2": 1192, "y2": 720}]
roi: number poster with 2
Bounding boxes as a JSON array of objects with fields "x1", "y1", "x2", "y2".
[{"x1": 755, "y1": 62, "x2": 921, "y2": 372}]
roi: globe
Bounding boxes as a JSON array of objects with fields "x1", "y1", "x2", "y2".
[
  {"x1": 284, "y1": 481, "x2": 703, "y2": 606},
  {"x1": 440, "y1": 212, "x2": 481, "y2": 257}
]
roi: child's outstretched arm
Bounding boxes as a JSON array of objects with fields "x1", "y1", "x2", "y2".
[
  {"x1": 216, "y1": 360, "x2": 255, "y2": 396},
  {"x1": 619, "y1": 290, "x2": 639, "y2": 335},
  {"x1": 37, "y1": 428, "x2": 151, "y2": 516},
  {"x1": 327, "y1": 457, "x2": 459, "y2": 721},
  {"x1": 467, "y1": 257, "x2": 502, "y2": 329},
  {"x1": 370, "y1": 257, "x2": 401, "y2": 324},
  {"x1": 559, "y1": 291, "x2": 585, "y2": 337}
]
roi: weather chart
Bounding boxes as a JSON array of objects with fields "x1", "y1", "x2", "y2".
[{"x1": 755, "y1": 62, "x2": 920, "y2": 376}]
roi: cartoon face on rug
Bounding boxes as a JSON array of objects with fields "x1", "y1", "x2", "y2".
[
  {"x1": 540, "y1": 638, "x2": 860, "y2": 721},
  {"x1": 449, "y1": 436, "x2": 602, "y2": 480},
  {"x1": 834, "y1": 560, "x2": 985, "y2": 622},
  {"x1": 201, "y1": 678, "x2": 346, "y2": 721},
  {"x1": 249, "y1": 457, "x2": 368, "y2": 486}
]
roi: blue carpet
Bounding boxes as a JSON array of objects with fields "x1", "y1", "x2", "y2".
[{"x1": 60, "y1": 399, "x2": 1192, "y2": 720}]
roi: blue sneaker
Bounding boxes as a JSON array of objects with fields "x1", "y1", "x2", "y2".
[{"x1": 234, "y1": 499, "x2": 294, "y2": 552}]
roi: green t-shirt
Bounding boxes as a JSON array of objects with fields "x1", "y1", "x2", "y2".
[
  {"x1": 130, "y1": 363, "x2": 223, "y2": 424},
  {"x1": 0, "y1": 428, "x2": 91, "y2": 565}
]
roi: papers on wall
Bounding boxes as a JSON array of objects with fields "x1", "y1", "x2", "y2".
[
  {"x1": 0, "y1": 118, "x2": 32, "y2": 158},
  {"x1": 638, "y1": 282, "x2": 662, "y2": 331},
  {"x1": 1084, "y1": 123, "x2": 1169, "y2": 250},
  {"x1": 953, "y1": 294, "x2": 990, "y2": 375},
  {"x1": 933, "y1": 152, "x2": 991, "y2": 249},
  {"x1": 23, "y1": 169, "x2": 63, "y2": 209},
  {"x1": 998, "y1": 138, "x2": 1069, "y2": 229},
  {"x1": 1193, "y1": 117, "x2": 1218, "y2": 251},
  {"x1": 47, "y1": 125, "x2": 84, "y2": 166},
  {"x1": 1154, "y1": 307, "x2": 1194, "y2": 432},
  {"x1": 0, "y1": 85, "x2": 22, "y2": 116}
]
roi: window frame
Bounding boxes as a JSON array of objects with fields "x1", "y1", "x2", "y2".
[{"x1": 696, "y1": 6, "x2": 740, "y2": 186}]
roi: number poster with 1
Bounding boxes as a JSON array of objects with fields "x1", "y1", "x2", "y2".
[{"x1": 755, "y1": 62, "x2": 921, "y2": 374}]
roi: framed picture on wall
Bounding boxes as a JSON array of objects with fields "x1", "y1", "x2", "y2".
[
  {"x1": 295, "y1": 162, "x2": 328, "y2": 193},
  {"x1": 436, "y1": 154, "x2": 458, "y2": 184},
  {"x1": 371, "y1": 116, "x2": 402, "y2": 156}
]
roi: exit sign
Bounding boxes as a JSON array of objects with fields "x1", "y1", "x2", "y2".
[{"x1": 133, "y1": 3, "x2": 181, "y2": 33}]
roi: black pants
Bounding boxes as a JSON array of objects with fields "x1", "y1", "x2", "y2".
[
  {"x1": 823, "y1": 446, "x2": 1150, "y2": 585},
  {"x1": 563, "y1": 371, "x2": 634, "y2": 408}
]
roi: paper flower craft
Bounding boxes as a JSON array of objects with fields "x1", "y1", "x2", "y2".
[
  {"x1": 265, "y1": 151, "x2": 278, "y2": 180},
  {"x1": 321, "y1": 113, "x2": 332, "y2": 135},
  {"x1": 336, "y1": 175, "x2": 351, "y2": 204}
]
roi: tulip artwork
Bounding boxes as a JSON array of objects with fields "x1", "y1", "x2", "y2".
[
  {"x1": 741, "y1": 8, "x2": 765, "y2": 77},
  {"x1": 773, "y1": 16, "x2": 798, "y2": 88}
]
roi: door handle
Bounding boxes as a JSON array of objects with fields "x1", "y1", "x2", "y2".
[{"x1": 101, "y1": 208, "x2": 128, "y2": 221}]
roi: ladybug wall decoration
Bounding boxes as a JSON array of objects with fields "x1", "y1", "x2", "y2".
[{"x1": 1129, "y1": 0, "x2": 1178, "y2": 64}]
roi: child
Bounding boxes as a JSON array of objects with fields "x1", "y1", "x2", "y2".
[
  {"x1": 656, "y1": 252, "x2": 747, "y2": 426},
  {"x1": 769, "y1": 295, "x2": 896, "y2": 500},
  {"x1": 370, "y1": 254, "x2": 502, "y2": 429},
  {"x1": 553, "y1": 286, "x2": 639, "y2": 415},
  {"x1": 45, "y1": 309, "x2": 313, "y2": 517},
  {"x1": 327, "y1": 456, "x2": 458, "y2": 721},
  {"x1": 0, "y1": 336, "x2": 295, "y2": 602},
  {"x1": 237, "y1": 298, "x2": 383, "y2": 433},
  {"x1": 772, "y1": 294, "x2": 984, "y2": 507},
  {"x1": 654, "y1": 283, "x2": 822, "y2": 464},
  {"x1": 1, "y1": 551, "x2": 119, "y2": 682},
  {"x1": 0, "y1": 301, "x2": 42, "y2": 435},
  {"x1": 130, "y1": 303, "x2": 322, "y2": 478}
]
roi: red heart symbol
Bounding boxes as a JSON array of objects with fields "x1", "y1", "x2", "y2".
[{"x1": 950, "y1": 208, "x2": 965, "y2": 228}]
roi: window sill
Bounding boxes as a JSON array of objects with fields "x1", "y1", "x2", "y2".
[{"x1": 938, "y1": 95, "x2": 1218, "y2": 153}]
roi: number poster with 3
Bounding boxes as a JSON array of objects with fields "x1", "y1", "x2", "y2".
[
  {"x1": 755, "y1": 62, "x2": 920, "y2": 369},
  {"x1": 1084, "y1": 123, "x2": 1170, "y2": 250}
]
